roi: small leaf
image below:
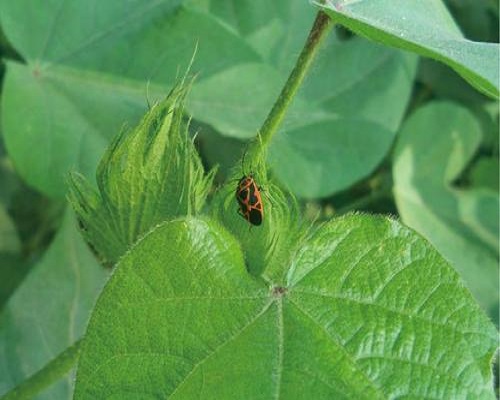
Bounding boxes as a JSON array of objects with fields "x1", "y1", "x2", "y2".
[
  {"x1": 0, "y1": 210, "x2": 106, "y2": 399},
  {"x1": 316, "y1": 0, "x2": 500, "y2": 98},
  {"x1": 74, "y1": 215, "x2": 497, "y2": 399},
  {"x1": 393, "y1": 101, "x2": 499, "y2": 322},
  {"x1": 68, "y1": 85, "x2": 215, "y2": 265}
]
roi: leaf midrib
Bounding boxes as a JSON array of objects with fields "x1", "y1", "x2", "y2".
[
  {"x1": 288, "y1": 297, "x2": 387, "y2": 399},
  {"x1": 168, "y1": 298, "x2": 275, "y2": 398}
]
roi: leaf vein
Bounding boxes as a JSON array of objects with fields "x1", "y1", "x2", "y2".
[
  {"x1": 273, "y1": 297, "x2": 284, "y2": 400},
  {"x1": 47, "y1": 0, "x2": 181, "y2": 67},
  {"x1": 356, "y1": 355, "x2": 479, "y2": 396},
  {"x1": 168, "y1": 299, "x2": 274, "y2": 398},
  {"x1": 291, "y1": 289, "x2": 493, "y2": 340},
  {"x1": 289, "y1": 298, "x2": 386, "y2": 398}
]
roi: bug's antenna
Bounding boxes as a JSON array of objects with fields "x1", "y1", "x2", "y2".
[{"x1": 241, "y1": 147, "x2": 248, "y2": 175}]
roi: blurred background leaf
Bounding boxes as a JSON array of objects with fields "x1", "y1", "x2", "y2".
[
  {"x1": 0, "y1": 211, "x2": 107, "y2": 399},
  {"x1": 393, "y1": 101, "x2": 499, "y2": 324}
]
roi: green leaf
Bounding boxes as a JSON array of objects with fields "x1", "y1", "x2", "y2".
[
  {"x1": 68, "y1": 85, "x2": 215, "y2": 266},
  {"x1": 269, "y1": 118, "x2": 394, "y2": 198},
  {"x1": 75, "y1": 216, "x2": 497, "y2": 399},
  {"x1": 316, "y1": 0, "x2": 500, "y2": 98},
  {"x1": 417, "y1": 58, "x2": 489, "y2": 105},
  {"x1": 189, "y1": 63, "x2": 286, "y2": 139},
  {"x1": 470, "y1": 157, "x2": 499, "y2": 191},
  {"x1": 393, "y1": 101, "x2": 499, "y2": 322},
  {"x1": 1, "y1": 61, "x2": 149, "y2": 197},
  {"x1": 0, "y1": 210, "x2": 107, "y2": 399}
]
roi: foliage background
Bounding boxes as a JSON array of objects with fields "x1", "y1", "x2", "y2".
[{"x1": 0, "y1": 0, "x2": 498, "y2": 398}]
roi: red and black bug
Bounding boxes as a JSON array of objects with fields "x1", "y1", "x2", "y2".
[{"x1": 235, "y1": 174, "x2": 264, "y2": 226}]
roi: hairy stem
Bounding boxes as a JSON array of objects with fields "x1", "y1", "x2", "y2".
[
  {"x1": 257, "y1": 11, "x2": 332, "y2": 149},
  {"x1": 1, "y1": 339, "x2": 82, "y2": 400}
]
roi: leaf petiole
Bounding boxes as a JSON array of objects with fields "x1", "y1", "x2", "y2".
[
  {"x1": 0, "y1": 339, "x2": 82, "y2": 400},
  {"x1": 256, "y1": 11, "x2": 333, "y2": 150}
]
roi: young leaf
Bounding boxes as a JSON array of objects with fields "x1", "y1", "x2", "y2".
[
  {"x1": 393, "y1": 101, "x2": 499, "y2": 323},
  {"x1": 315, "y1": 0, "x2": 500, "y2": 99},
  {"x1": 0, "y1": 210, "x2": 106, "y2": 399},
  {"x1": 74, "y1": 215, "x2": 497, "y2": 399},
  {"x1": 68, "y1": 85, "x2": 215, "y2": 266}
]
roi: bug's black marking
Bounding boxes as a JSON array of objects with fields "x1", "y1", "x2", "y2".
[{"x1": 247, "y1": 208, "x2": 262, "y2": 226}]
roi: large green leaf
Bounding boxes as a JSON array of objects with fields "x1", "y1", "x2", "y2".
[
  {"x1": 316, "y1": 0, "x2": 500, "y2": 98},
  {"x1": 393, "y1": 101, "x2": 499, "y2": 323},
  {"x1": 0, "y1": 0, "x2": 416, "y2": 199},
  {"x1": 74, "y1": 216, "x2": 497, "y2": 399},
  {"x1": 0, "y1": 210, "x2": 107, "y2": 399}
]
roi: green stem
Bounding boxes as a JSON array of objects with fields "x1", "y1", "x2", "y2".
[
  {"x1": 258, "y1": 11, "x2": 332, "y2": 149},
  {"x1": 1, "y1": 339, "x2": 82, "y2": 400}
]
